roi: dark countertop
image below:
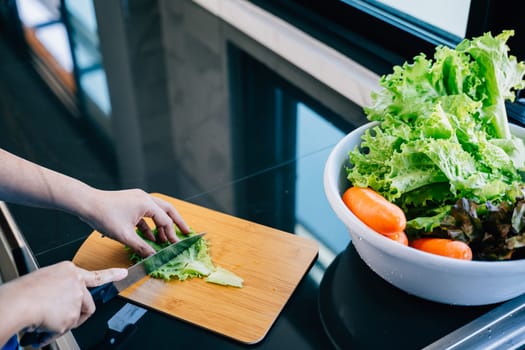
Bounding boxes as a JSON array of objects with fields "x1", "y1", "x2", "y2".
[{"x1": 0, "y1": 1, "x2": 502, "y2": 349}]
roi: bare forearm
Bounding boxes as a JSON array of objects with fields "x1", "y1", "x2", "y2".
[
  {"x1": 0, "y1": 149, "x2": 94, "y2": 217},
  {"x1": 0, "y1": 149, "x2": 190, "y2": 257}
]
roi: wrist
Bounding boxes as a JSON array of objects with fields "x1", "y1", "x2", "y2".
[
  {"x1": 55, "y1": 180, "x2": 98, "y2": 220},
  {"x1": 0, "y1": 279, "x2": 37, "y2": 343},
  {"x1": 70, "y1": 186, "x2": 106, "y2": 230}
]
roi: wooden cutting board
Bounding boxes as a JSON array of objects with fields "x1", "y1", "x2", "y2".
[{"x1": 72, "y1": 193, "x2": 318, "y2": 344}]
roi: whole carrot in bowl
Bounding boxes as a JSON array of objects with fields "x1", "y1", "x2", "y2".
[{"x1": 342, "y1": 186, "x2": 408, "y2": 245}]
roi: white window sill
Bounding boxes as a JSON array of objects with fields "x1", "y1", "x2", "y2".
[{"x1": 192, "y1": 0, "x2": 380, "y2": 108}]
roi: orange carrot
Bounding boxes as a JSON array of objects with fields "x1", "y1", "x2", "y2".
[
  {"x1": 410, "y1": 238, "x2": 473, "y2": 260},
  {"x1": 342, "y1": 186, "x2": 406, "y2": 235},
  {"x1": 383, "y1": 231, "x2": 409, "y2": 246}
]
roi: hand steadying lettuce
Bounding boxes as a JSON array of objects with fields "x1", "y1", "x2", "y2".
[{"x1": 346, "y1": 30, "x2": 525, "y2": 260}]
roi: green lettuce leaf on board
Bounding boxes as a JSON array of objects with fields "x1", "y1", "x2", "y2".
[
  {"x1": 347, "y1": 30, "x2": 525, "y2": 214},
  {"x1": 206, "y1": 267, "x2": 244, "y2": 288},
  {"x1": 128, "y1": 228, "x2": 243, "y2": 287},
  {"x1": 149, "y1": 236, "x2": 214, "y2": 281}
]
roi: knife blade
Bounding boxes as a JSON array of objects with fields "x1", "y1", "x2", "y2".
[
  {"x1": 19, "y1": 232, "x2": 205, "y2": 347},
  {"x1": 90, "y1": 232, "x2": 206, "y2": 303}
]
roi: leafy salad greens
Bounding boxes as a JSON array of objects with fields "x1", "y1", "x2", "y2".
[
  {"x1": 128, "y1": 228, "x2": 243, "y2": 287},
  {"x1": 346, "y1": 30, "x2": 525, "y2": 260}
]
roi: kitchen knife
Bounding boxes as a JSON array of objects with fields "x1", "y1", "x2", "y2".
[
  {"x1": 20, "y1": 232, "x2": 205, "y2": 347},
  {"x1": 89, "y1": 232, "x2": 206, "y2": 303}
]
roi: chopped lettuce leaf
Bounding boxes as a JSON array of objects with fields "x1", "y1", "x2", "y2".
[
  {"x1": 206, "y1": 267, "x2": 244, "y2": 288},
  {"x1": 149, "y1": 237, "x2": 214, "y2": 281},
  {"x1": 128, "y1": 227, "x2": 243, "y2": 287}
]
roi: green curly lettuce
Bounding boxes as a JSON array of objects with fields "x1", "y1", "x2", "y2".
[{"x1": 347, "y1": 30, "x2": 525, "y2": 214}]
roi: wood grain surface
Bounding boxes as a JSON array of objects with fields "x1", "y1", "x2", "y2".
[{"x1": 72, "y1": 193, "x2": 319, "y2": 344}]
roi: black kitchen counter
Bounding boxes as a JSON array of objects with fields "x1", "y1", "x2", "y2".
[{"x1": 0, "y1": 1, "x2": 501, "y2": 349}]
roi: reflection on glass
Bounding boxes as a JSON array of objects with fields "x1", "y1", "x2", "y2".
[
  {"x1": 374, "y1": 0, "x2": 470, "y2": 38},
  {"x1": 16, "y1": 0, "x2": 58, "y2": 27},
  {"x1": 371, "y1": 0, "x2": 470, "y2": 38},
  {"x1": 63, "y1": 0, "x2": 98, "y2": 35},
  {"x1": 342, "y1": 0, "x2": 470, "y2": 41},
  {"x1": 33, "y1": 22, "x2": 73, "y2": 71},
  {"x1": 15, "y1": 0, "x2": 112, "y2": 133},
  {"x1": 80, "y1": 70, "x2": 111, "y2": 116},
  {"x1": 16, "y1": 0, "x2": 75, "y2": 91},
  {"x1": 229, "y1": 45, "x2": 356, "y2": 282},
  {"x1": 295, "y1": 102, "x2": 351, "y2": 275},
  {"x1": 64, "y1": 0, "x2": 112, "y2": 132}
]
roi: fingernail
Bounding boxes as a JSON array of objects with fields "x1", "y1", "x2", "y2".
[
  {"x1": 139, "y1": 246, "x2": 155, "y2": 257},
  {"x1": 146, "y1": 249, "x2": 156, "y2": 257}
]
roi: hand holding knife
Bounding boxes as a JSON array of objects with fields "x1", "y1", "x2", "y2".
[{"x1": 20, "y1": 233, "x2": 205, "y2": 347}]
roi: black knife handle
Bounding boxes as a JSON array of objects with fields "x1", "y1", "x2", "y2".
[
  {"x1": 19, "y1": 331, "x2": 53, "y2": 348},
  {"x1": 19, "y1": 283, "x2": 118, "y2": 347},
  {"x1": 89, "y1": 282, "x2": 119, "y2": 303}
]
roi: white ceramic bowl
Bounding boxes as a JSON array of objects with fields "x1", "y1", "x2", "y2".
[{"x1": 324, "y1": 121, "x2": 525, "y2": 306}]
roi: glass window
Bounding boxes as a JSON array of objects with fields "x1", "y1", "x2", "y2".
[
  {"x1": 11, "y1": 0, "x2": 78, "y2": 118},
  {"x1": 295, "y1": 102, "x2": 349, "y2": 254},
  {"x1": 368, "y1": 0, "x2": 471, "y2": 38},
  {"x1": 33, "y1": 23, "x2": 73, "y2": 71},
  {"x1": 250, "y1": 0, "x2": 525, "y2": 74},
  {"x1": 16, "y1": 0, "x2": 74, "y2": 81},
  {"x1": 13, "y1": 0, "x2": 112, "y2": 140},
  {"x1": 16, "y1": 0, "x2": 58, "y2": 27},
  {"x1": 228, "y1": 46, "x2": 361, "y2": 277},
  {"x1": 63, "y1": 0, "x2": 112, "y2": 133}
]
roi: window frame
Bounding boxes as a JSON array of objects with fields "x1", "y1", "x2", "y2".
[{"x1": 248, "y1": 0, "x2": 525, "y2": 75}]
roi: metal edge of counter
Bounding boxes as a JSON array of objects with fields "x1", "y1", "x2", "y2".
[{"x1": 423, "y1": 293, "x2": 525, "y2": 350}]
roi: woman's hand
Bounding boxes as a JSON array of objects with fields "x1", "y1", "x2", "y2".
[
  {"x1": 80, "y1": 189, "x2": 190, "y2": 257},
  {"x1": 0, "y1": 262, "x2": 127, "y2": 347}
]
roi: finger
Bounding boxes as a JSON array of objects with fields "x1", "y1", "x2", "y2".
[
  {"x1": 137, "y1": 219, "x2": 155, "y2": 241},
  {"x1": 161, "y1": 224, "x2": 178, "y2": 244},
  {"x1": 76, "y1": 286, "x2": 96, "y2": 327},
  {"x1": 146, "y1": 200, "x2": 178, "y2": 243},
  {"x1": 157, "y1": 226, "x2": 179, "y2": 243},
  {"x1": 126, "y1": 234, "x2": 156, "y2": 257},
  {"x1": 156, "y1": 226, "x2": 169, "y2": 243},
  {"x1": 152, "y1": 197, "x2": 190, "y2": 234},
  {"x1": 81, "y1": 267, "x2": 128, "y2": 288}
]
